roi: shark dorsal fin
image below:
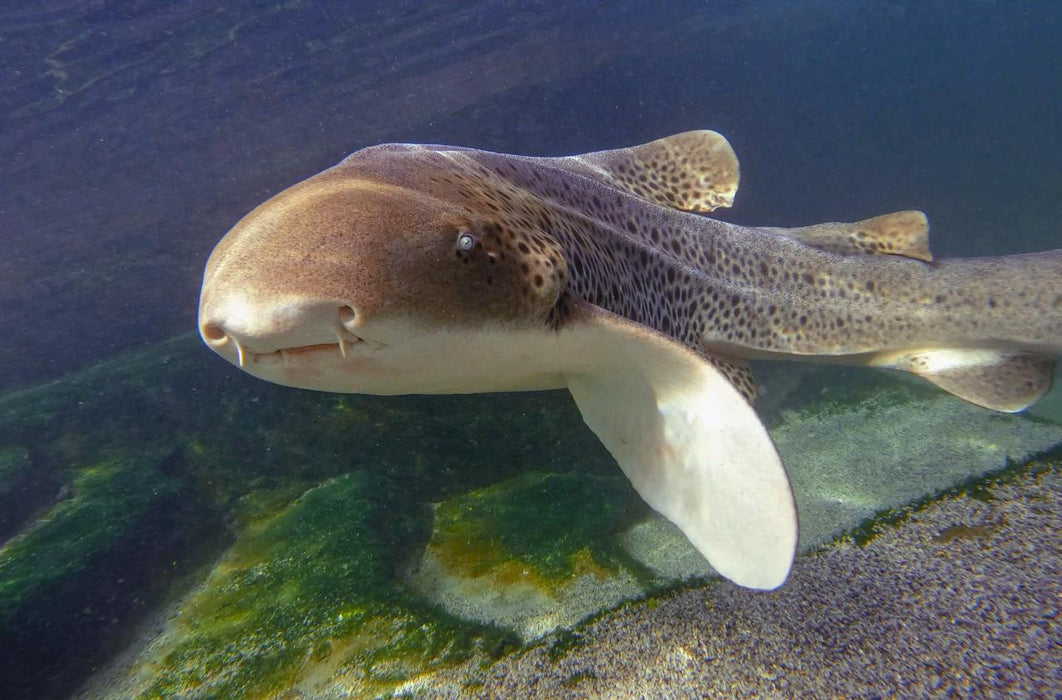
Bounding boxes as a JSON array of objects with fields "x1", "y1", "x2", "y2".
[
  {"x1": 763, "y1": 210, "x2": 933, "y2": 262},
  {"x1": 549, "y1": 130, "x2": 740, "y2": 213}
]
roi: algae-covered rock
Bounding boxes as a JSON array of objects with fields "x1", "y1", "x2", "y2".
[
  {"x1": 0, "y1": 335, "x2": 601, "y2": 696},
  {"x1": 0, "y1": 450, "x2": 218, "y2": 699},
  {"x1": 1, "y1": 331, "x2": 1059, "y2": 699},
  {"x1": 430, "y1": 472, "x2": 644, "y2": 582},
  {"x1": 409, "y1": 472, "x2": 652, "y2": 639},
  {"x1": 0, "y1": 457, "x2": 168, "y2": 619},
  {"x1": 410, "y1": 370, "x2": 1062, "y2": 642},
  {"x1": 0, "y1": 447, "x2": 32, "y2": 495},
  {"x1": 0, "y1": 446, "x2": 56, "y2": 540},
  {"x1": 436, "y1": 463, "x2": 1062, "y2": 698},
  {"x1": 103, "y1": 472, "x2": 514, "y2": 699}
]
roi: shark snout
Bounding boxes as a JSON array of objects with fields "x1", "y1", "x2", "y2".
[{"x1": 199, "y1": 292, "x2": 364, "y2": 365}]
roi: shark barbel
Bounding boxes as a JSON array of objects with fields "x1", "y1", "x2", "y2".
[{"x1": 198, "y1": 131, "x2": 1061, "y2": 589}]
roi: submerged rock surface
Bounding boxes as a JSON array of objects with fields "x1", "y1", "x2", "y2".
[
  {"x1": 0, "y1": 336, "x2": 1057, "y2": 697},
  {"x1": 433, "y1": 463, "x2": 1062, "y2": 698}
]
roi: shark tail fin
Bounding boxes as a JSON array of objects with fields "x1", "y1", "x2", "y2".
[{"x1": 871, "y1": 348, "x2": 1055, "y2": 412}]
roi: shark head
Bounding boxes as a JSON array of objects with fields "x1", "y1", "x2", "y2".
[{"x1": 199, "y1": 150, "x2": 569, "y2": 395}]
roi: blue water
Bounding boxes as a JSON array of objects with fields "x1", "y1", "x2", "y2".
[
  {"x1": 1, "y1": 1, "x2": 1059, "y2": 697},
  {"x1": 1, "y1": 1, "x2": 1058, "y2": 395}
]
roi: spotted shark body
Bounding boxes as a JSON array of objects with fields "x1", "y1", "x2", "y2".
[{"x1": 199, "y1": 131, "x2": 1062, "y2": 590}]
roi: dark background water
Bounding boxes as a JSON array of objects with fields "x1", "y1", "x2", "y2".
[{"x1": 1, "y1": 0, "x2": 1059, "y2": 395}]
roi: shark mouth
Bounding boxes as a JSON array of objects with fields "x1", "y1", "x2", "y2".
[{"x1": 230, "y1": 331, "x2": 385, "y2": 367}]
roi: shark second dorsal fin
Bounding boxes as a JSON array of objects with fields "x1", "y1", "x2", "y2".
[
  {"x1": 762, "y1": 210, "x2": 933, "y2": 262},
  {"x1": 549, "y1": 130, "x2": 740, "y2": 213},
  {"x1": 559, "y1": 302, "x2": 797, "y2": 589},
  {"x1": 871, "y1": 348, "x2": 1056, "y2": 412}
]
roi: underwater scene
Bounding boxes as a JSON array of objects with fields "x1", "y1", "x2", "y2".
[{"x1": 2, "y1": 1, "x2": 1060, "y2": 698}]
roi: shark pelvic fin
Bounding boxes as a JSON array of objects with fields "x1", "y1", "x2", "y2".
[
  {"x1": 699, "y1": 351, "x2": 758, "y2": 404},
  {"x1": 763, "y1": 210, "x2": 932, "y2": 262},
  {"x1": 560, "y1": 302, "x2": 797, "y2": 589},
  {"x1": 550, "y1": 130, "x2": 740, "y2": 212},
  {"x1": 871, "y1": 348, "x2": 1056, "y2": 412}
]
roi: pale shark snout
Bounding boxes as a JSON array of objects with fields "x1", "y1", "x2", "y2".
[{"x1": 199, "y1": 294, "x2": 362, "y2": 365}]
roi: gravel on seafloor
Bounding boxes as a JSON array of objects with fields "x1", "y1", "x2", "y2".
[{"x1": 421, "y1": 468, "x2": 1061, "y2": 698}]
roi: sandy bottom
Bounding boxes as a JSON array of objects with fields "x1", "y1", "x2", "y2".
[{"x1": 423, "y1": 467, "x2": 1061, "y2": 698}]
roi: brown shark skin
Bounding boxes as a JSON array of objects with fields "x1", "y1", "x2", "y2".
[
  {"x1": 200, "y1": 136, "x2": 1060, "y2": 413},
  {"x1": 325, "y1": 144, "x2": 1062, "y2": 365}
]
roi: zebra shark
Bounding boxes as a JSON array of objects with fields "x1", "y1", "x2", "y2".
[{"x1": 198, "y1": 131, "x2": 1061, "y2": 589}]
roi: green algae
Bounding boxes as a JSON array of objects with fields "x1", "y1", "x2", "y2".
[
  {"x1": 0, "y1": 453, "x2": 178, "y2": 620},
  {"x1": 0, "y1": 334, "x2": 608, "y2": 523},
  {"x1": 0, "y1": 447, "x2": 220, "y2": 699},
  {"x1": 0, "y1": 447, "x2": 32, "y2": 492},
  {"x1": 143, "y1": 472, "x2": 515, "y2": 698},
  {"x1": 0, "y1": 334, "x2": 603, "y2": 695},
  {"x1": 430, "y1": 471, "x2": 647, "y2": 583},
  {"x1": 0, "y1": 447, "x2": 48, "y2": 539},
  {"x1": 2, "y1": 328, "x2": 1055, "y2": 696}
]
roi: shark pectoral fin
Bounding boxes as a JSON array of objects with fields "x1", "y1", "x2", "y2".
[
  {"x1": 763, "y1": 210, "x2": 933, "y2": 261},
  {"x1": 549, "y1": 130, "x2": 740, "y2": 212},
  {"x1": 872, "y1": 348, "x2": 1056, "y2": 412},
  {"x1": 561, "y1": 304, "x2": 797, "y2": 589}
]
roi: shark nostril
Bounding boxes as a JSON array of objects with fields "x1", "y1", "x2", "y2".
[
  {"x1": 202, "y1": 324, "x2": 227, "y2": 342},
  {"x1": 339, "y1": 305, "x2": 357, "y2": 328}
]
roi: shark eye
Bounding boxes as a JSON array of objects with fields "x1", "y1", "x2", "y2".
[{"x1": 456, "y1": 230, "x2": 476, "y2": 252}]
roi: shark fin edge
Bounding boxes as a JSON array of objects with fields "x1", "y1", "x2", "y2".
[
  {"x1": 560, "y1": 302, "x2": 797, "y2": 589},
  {"x1": 696, "y1": 349, "x2": 758, "y2": 404},
  {"x1": 765, "y1": 210, "x2": 932, "y2": 262},
  {"x1": 872, "y1": 348, "x2": 1055, "y2": 412},
  {"x1": 554, "y1": 130, "x2": 740, "y2": 213}
]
